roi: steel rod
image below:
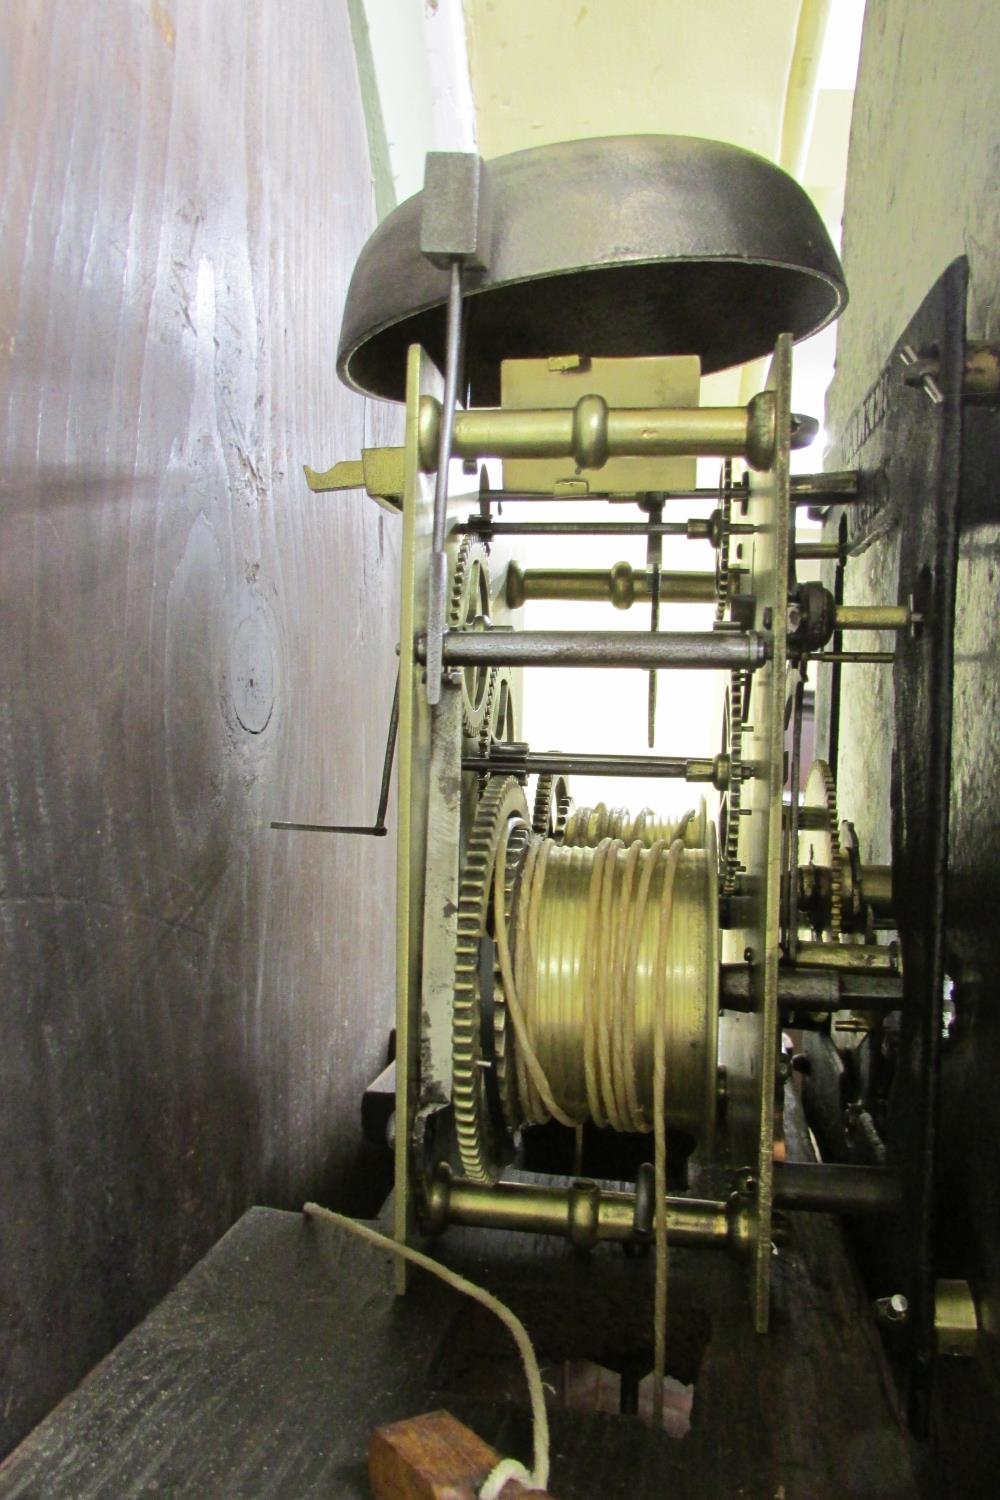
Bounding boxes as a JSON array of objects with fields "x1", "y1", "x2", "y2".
[
  {"x1": 456, "y1": 519, "x2": 702, "y2": 536},
  {"x1": 374, "y1": 668, "x2": 401, "y2": 830},
  {"x1": 720, "y1": 962, "x2": 904, "y2": 1013},
  {"x1": 789, "y1": 469, "x2": 860, "y2": 503},
  {"x1": 795, "y1": 541, "x2": 843, "y2": 559},
  {"x1": 425, "y1": 260, "x2": 465, "y2": 706},
  {"x1": 812, "y1": 650, "x2": 895, "y2": 663},
  {"x1": 462, "y1": 749, "x2": 721, "y2": 781},
  {"x1": 270, "y1": 670, "x2": 399, "y2": 839},
  {"x1": 269, "y1": 821, "x2": 388, "y2": 837},
  {"x1": 430, "y1": 628, "x2": 768, "y2": 671},
  {"x1": 468, "y1": 491, "x2": 704, "y2": 504},
  {"x1": 466, "y1": 470, "x2": 859, "y2": 506},
  {"x1": 772, "y1": 1162, "x2": 901, "y2": 1216}
]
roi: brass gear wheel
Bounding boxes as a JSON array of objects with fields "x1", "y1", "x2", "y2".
[
  {"x1": 719, "y1": 669, "x2": 747, "y2": 895},
  {"x1": 452, "y1": 775, "x2": 530, "y2": 1182},
  {"x1": 799, "y1": 759, "x2": 843, "y2": 938},
  {"x1": 492, "y1": 815, "x2": 533, "y2": 1131},
  {"x1": 449, "y1": 537, "x2": 496, "y2": 739},
  {"x1": 714, "y1": 458, "x2": 735, "y2": 623},
  {"x1": 480, "y1": 665, "x2": 518, "y2": 754},
  {"x1": 532, "y1": 770, "x2": 572, "y2": 837}
]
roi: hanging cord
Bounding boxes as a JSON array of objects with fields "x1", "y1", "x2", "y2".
[
  {"x1": 652, "y1": 838, "x2": 683, "y2": 1424},
  {"x1": 302, "y1": 1203, "x2": 549, "y2": 1497},
  {"x1": 492, "y1": 825, "x2": 687, "y2": 1426}
]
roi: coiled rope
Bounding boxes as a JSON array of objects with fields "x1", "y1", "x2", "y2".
[
  {"x1": 561, "y1": 799, "x2": 700, "y2": 850},
  {"x1": 492, "y1": 823, "x2": 690, "y2": 1422}
]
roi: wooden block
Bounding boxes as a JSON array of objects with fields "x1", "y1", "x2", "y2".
[{"x1": 369, "y1": 1409, "x2": 554, "y2": 1499}]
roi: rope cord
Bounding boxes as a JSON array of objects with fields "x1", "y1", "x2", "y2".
[
  {"x1": 493, "y1": 816, "x2": 576, "y2": 1129},
  {"x1": 302, "y1": 1203, "x2": 549, "y2": 1496},
  {"x1": 562, "y1": 801, "x2": 695, "y2": 849},
  {"x1": 494, "y1": 825, "x2": 693, "y2": 1134},
  {"x1": 492, "y1": 826, "x2": 689, "y2": 1423},
  {"x1": 652, "y1": 839, "x2": 683, "y2": 1423}
]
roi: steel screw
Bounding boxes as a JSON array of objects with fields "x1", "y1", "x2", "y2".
[
  {"x1": 733, "y1": 1168, "x2": 758, "y2": 1198},
  {"x1": 875, "y1": 1292, "x2": 909, "y2": 1324},
  {"x1": 900, "y1": 344, "x2": 944, "y2": 405}
]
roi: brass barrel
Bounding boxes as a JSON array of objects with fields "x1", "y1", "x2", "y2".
[
  {"x1": 506, "y1": 561, "x2": 716, "y2": 610},
  {"x1": 426, "y1": 1172, "x2": 752, "y2": 1256},
  {"x1": 835, "y1": 604, "x2": 912, "y2": 632},
  {"x1": 419, "y1": 389, "x2": 779, "y2": 472}
]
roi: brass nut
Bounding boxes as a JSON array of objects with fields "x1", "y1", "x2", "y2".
[
  {"x1": 608, "y1": 561, "x2": 636, "y2": 609},
  {"x1": 571, "y1": 393, "x2": 609, "y2": 469}
]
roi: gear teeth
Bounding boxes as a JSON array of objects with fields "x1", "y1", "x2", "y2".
[
  {"x1": 814, "y1": 759, "x2": 843, "y2": 938},
  {"x1": 720, "y1": 669, "x2": 746, "y2": 895},
  {"x1": 493, "y1": 818, "x2": 531, "y2": 1127},
  {"x1": 449, "y1": 536, "x2": 497, "y2": 739},
  {"x1": 531, "y1": 771, "x2": 571, "y2": 837},
  {"x1": 715, "y1": 458, "x2": 735, "y2": 624},
  {"x1": 533, "y1": 774, "x2": 554, "y2": 835},
  {"x1": 479, "y1": 667, "x2": 517, "y2": 758},
  {"x1": 452, "y1": 775, "x2": 530, "y2": 1182},
  {"x1": 796, "y1": 759, "x2": 844, "y2": 939}
]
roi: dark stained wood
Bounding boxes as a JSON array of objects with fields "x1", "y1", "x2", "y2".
[
  {"x1": 369, "y1": 1409, "x2": 554, "y2": 1500},
  {"x1": 0, "y1": 0, "x2": 401, "y2": 1458},
  {"x1": 0, "y1": 1192, "x2": 920, "y2": 1500},
  {"x1": 0, "y1": 1209, "x2": 471, "y2": 1499}
]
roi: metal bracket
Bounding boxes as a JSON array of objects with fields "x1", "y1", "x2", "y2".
[{"x1": 303, "y1": 447, "x2": 405, "y2": 513}]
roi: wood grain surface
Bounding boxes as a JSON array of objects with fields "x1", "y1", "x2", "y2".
[
  {"x1": 369, "y1": 1409, "x2": 554, "y2": 1499},
  {"x1": 0, "y1": 1200, "x2": 918, "y2": 1499},
  {"x1": 0, "y1": 0, "x2": 400, "y2": 1455}
]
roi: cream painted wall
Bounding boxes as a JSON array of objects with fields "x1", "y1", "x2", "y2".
[
  {"x1": 356, "y1": 0, "x2": 478, "y2": 208},
  {"x1": 463, "y1": 0, "x2": 800, "y2": 161}
]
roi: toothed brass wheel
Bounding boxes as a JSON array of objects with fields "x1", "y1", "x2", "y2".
[
  {"x1": 719, "y1": 670, "x2": 747, "y2": 895},
  {"x1": 452, "y1": 775, "x2": 530, "y2": 1182},
  {"x1": 480, "y1": 665, "x2": 518, "y2": 754},
  {"x1": 798, "y1": 759, "x2": 843, "y2": 938},
  {"x1": 715, "y1": 458, "x2": 736, "y2": 623},
  {"x1": 449, "y1": 537, "x2": 495, "y2": 739},
  {"x1": 532, "y1": 770, "x2": 572, "y2": 837}
]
